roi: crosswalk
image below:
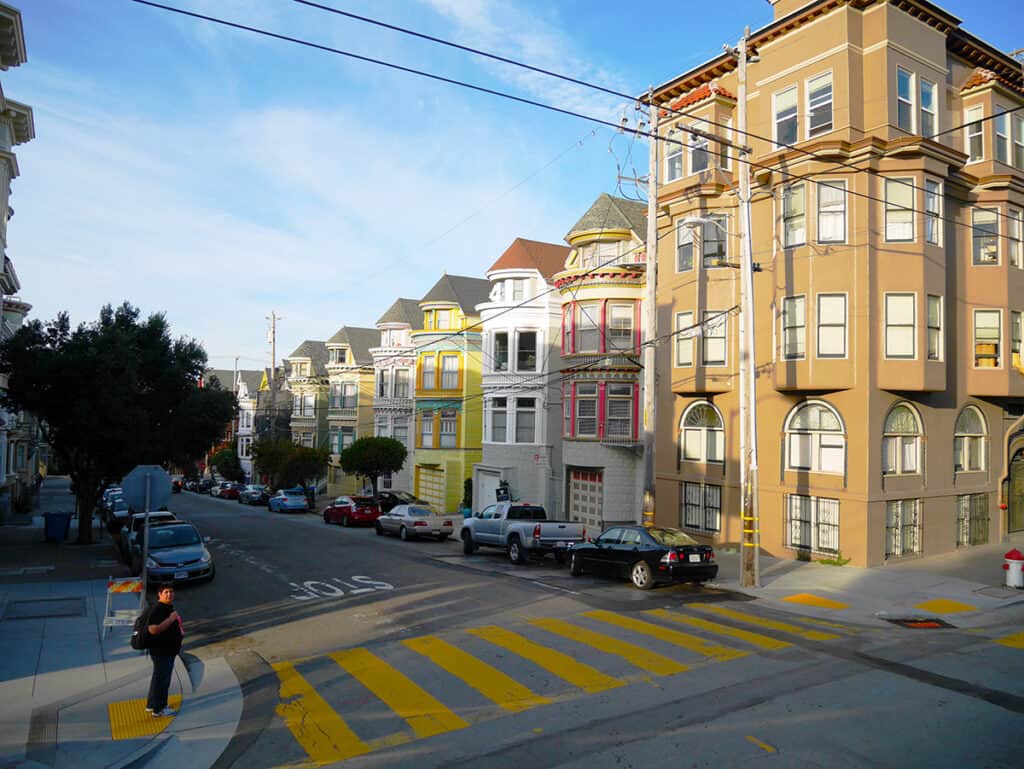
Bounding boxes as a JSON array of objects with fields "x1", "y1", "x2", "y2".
[{"x1": 270, "y1": 603, "x2": 863, "y2": 766}]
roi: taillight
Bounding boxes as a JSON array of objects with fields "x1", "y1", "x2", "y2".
[
  {"x1": 582, "y1": 526, "x2": 587, "y2": 542},
  {"x1": 413, "y1": 520, "x2": 428, "y2": 527},
  {"x1": 660, "y1": 551, "x2": 679, "y2": 564},
  {"x1": 443, "y1": 520, "x2": 453, "y2": 527},
  {"x1": 533, "y1": 523, "x2": 541, "y2": 539},
  {"x1": 708, "y1": 550, "x2": 715, "y2": 561}
]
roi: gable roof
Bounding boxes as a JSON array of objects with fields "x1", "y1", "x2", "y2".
[
  {"x1": 376, "y1": 298, "x2": 422, "y2": 327},
  {"x1": 285, "y1": 340, "x2": 328, "y2": 376},
  {"x1": 420, "y1": 274, "x2": 491, "y2": 314},
  {"x1": 326, "y1": 326, "x2": 379, "y2": 365},
  {"x1": 238, "y1": 369, "x2": 263, "y2": 394},
  {"x1": 202, "y1": 368, "x2": 234, "y2": 390},
  {"x1": 487, "y1": 238, "x2": 570, "y2": 279},
  {"x1": 566, "y1": 194, "x2": 647, "y2": 242}
]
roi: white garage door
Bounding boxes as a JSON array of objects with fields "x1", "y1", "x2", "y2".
[
  {"x1": 568, "y1": 469, "x2": 603, "y2": 531},
  {"x1": 416, "y1": 466, "x2": 446, "y2": 511}
]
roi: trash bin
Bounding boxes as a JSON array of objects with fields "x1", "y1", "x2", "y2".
[
  {"x1": 1003, "y1": 548, "x2": 1024, "y2": 589},
  {"x1": 43, "y1": 512, "x2": 72, "y2": 543}
]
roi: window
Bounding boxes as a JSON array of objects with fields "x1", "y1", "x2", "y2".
[
  {"x1": 375, "y1": 415, "x2": 389, "y2": 438},
  {"x1": 954, "y1": 406, "x2": 986, "y2": 472},
  {"x1": 575, "y1": 383, "x2": 598, "y2": 437},
  {"x1": 973, "y1": 310, "x2": 1001, "y2": 367},
  {"x1": 489, "y1": 397, "x2": 507, "y2": 442},
  {"x1": 421, "y1": 356, "x2": 435, "y2": 389},
  {"x1": 516, "y1": 331, "x2": 537, "y2": 371},
  {"x1": 924, "y1": 180, "x2": 941, "y2": 245},
  {"x1": 606, "y1": 304, "x2": 634, "y2": 351},
  {"x1": 885, "y1": 293, "x2": 916, "y2": 359},
  {"x1": 302, "y1": 394, "x2": 315, "y2": 417},
  {"x1": 882, "y1": 404, "x2": 921, "y2": 475},
  {"x1": 379, "y1": 471, "x2": 392, "y2": 491},
  {"x1": 394, "y1": 369, "x2": 410, "y2": 398},
  {"x1": 1015, "y1": 114, "x2": 1024, "y2": 170},
  {"x1": 436, "y1": 310, "x2": 451, "y2": 330},
  {"x1": 494, "y1": 332, "x2": 509, "y2": 371},
  {"x1": 897, "y1": 68, "x2": 914, "y2": 132},
  {"x1": 1009, "y1": 209, "x2": 1022, "y2": 269},
  {"x1": 665, "y1": 127, "x2": 684, "y2": 182},
  {"x1": 702, "y1": 310, "x2": 727, "y2": 366},
  {"x1": 785, "y1": 494, "x2": 840, "y2": 554},
  {"x1": 562, "y1": 383, "x2": 571, "y2": 436},
  {"x1": 238, "y1": 436, "x2": 252, "y2": 459},
  {"x1": 441, "y1": 355, "x2": 459, "y2": 389},
  {"x1": 782, "y1": 184, "x2": 806, "y2": 247},
  {"x1": 785, "y1": 401, "x2": 845, "y2": 474},
  {"x1": 701, "y1": 215, "x2": 727, "y2": 267},
  {"x1": 300, "y1": 432, "x2": 313, "y2": 448},
  {"x1": 292, "y1": 395, "x2": 301, "y2": 416},
  {"x1": 885, "y1": 178, "x2": 914, "y2": 242},
  {"x1": 336, "y1": 383, "x2": 353, "y2": 409},
  {"x1": 957, "y1": 493, "x2": 989, "y2": 547},
  {"x1": 927, "y1": 295, "x2": 943, "y2": 361},
  {"x1": 774, "y1": 86, "x2": 798, "y2": 146},
  {"x1": 340, "y1": 427, "x2": 355, "y2": 451},
  {"x1": 680, "y1": 401, "x2": 724, "y2": 464},
  {"x1": 515, "y1": 398, "x2": 536, "y2": 443},
  {"x1": 562, "y1": 306, "x2": 572, "y2": 353},
  {"x1": 690, "y1": 120, "x2": 710, "y2": 173},
  {"x1": 919, "y1": 79, "x2": 937, "y2": 136},
  {"x1": 330, "y1": 384, "x2": 342, "y2": 408},
  {"x1": 817, "y1": 294, "x2": 847, "y2": 358},
  {"x1": 439, "y1": 409, "x2": 457, "y2": 448},
  {"x1": 886, "y1": 499, "x2": 921, "y2": 558},
  {"x1": 675, "y1": 311, "x2": 694, "y2": 366},
  {"x1": 782, "y1": 296, "x2": 806, "y2": 359},
  {"x1": 719, "y1": 119, "x2": 732, "y2": 170},
  {"x1": 605, "y1": 384, "x2": 633, "y2": 440},
  {"x1": 676, "y1": 220, "x2": 694, "y2": 272},
  {"x1": 972, "y1": 208, "x2": 999, "y2": 265},
  {"x1": 576, "y1": 303, "x2": 600, "y2": 352},
  {"x1": 393, "y1": 420, "x2": 408, "y2": 447},
  {"x1": 965, "y1": 106, "x2": 984, "y2": 162},
  {"x1": 420, "y1": 410, "x2": 434, "y2": 447},
  {"x1": 681, "y1": 482, "x2": 722, "y2": 533},
  {"x1": 807, "y1": 72, "x2": 833, "y2": 137},
  {"x1": 817, "y1": 181, "x2": 845, "y2": 243},
  {"x1": 376, "y1": 370, "x2": 389, "y2": 398},
  {"x1": 995, "y1": 108, "x2": 1010, "y2": 164},
  {"x1": 1013, "y1": 311, "x2": 1022, "y2": 360}
]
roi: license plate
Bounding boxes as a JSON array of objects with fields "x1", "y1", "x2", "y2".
[
  {"x1": 174, "y1": 571, "x2": 188, "y2": 580},
  {"x1": 555, "y1": 541, "x2": 567, "y2": 549},
  {"x1": 688, "y1": 554, "x2": 701, "y2": 563}
]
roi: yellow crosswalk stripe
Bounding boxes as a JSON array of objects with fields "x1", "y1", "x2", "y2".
[
  {"x1": 272, "y1": 661, "x2": 371, "y2": 766},
  {"x1": 645, "y1": 609, "x2": 792, "y2": 651},
  {"x1": 403, "y1": 636, "x2": 551, "y2": 712},
  {"x1": 584, "y1": 610, "x2": 746, "y2": 662},
  {"x1": 994, "y1": 631, "x2": 1024, "y2": 649},
  {"x1": 530, "y1": 618, "x2": 690, "y2": 676},
  {"x1": 689, "y1": 605, "x2": 839, "y2": 641},
  {"x1": 329, "y1": 649, "x2": 469, "y2": 739},
  {"x1": 468, "y1": 626, "x2": 623, "y2": 694}
]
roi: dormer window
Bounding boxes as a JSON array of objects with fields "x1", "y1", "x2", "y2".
[{"x1": 330, "y1": 348, "x2": 347, "y2": 365}]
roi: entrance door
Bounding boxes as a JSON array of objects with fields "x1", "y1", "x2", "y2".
[
  {"x1": 567, "y1": 469, "x2": 603, "y2": 532},
  {"x1": 1010, "y1": 451, "x2": 1024, "y2": 533},
  {"x1": 416, "y1": 466, "x2": 446, "y2": 512}
]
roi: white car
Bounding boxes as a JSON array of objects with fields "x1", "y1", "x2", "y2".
[{"x1": 375, "y1": 504, "x2": 457, "y2": 541}]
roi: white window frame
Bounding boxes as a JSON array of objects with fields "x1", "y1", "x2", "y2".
[
  {"x1": 438, "y1": 409, "x2": 457, "y2": 448},
  {"x1": 927, "y1": 295, "x2": 943, "y2": 361},
  {"x1": 394, "y1": 369, "x2": 410, "y2": 398},
  {"x1": 782, "y1": 184, "x2": 806, "y2": 248},
  {"x1": 954, "y1": 406, "x2": 987, "y2": 473},
  {"x1": 680, "y1": 401, "x2": 725, "y2": 465},
  {"x1": 440, "y1": 355, "x2": 459, "y2": 389},
  {"x1": 1014, "y1": 114, "x2": 1024, "y2": 170},
  {"x1": 702, "y1": 310, "x2": 728, "y2": 367},
  {"x1": 816, "y1": 180, "x2": 846, "y2": 244},
  {"x1": 924, "y1": 180, "x2": 942, "y2": 246},
  {"x1": 884, "y1": 292, "x2": 917, "y2": 360},
  {"x1": 605, "y1": 303, "x2": 635, "y2": 352},
  {"x1": 782, "y1": 295, "x2": 806, "y2": 360},
  {"x1": 341, "y1": 383, "x2": 356, "y2": 409},
  {"x1": 786, "y1": 494, "x2": 840, "y2": 555},
  {"x1": 689, "y1": 119, "x2": 710, "y2": 174},
  {"x1": 994, "y1": 106, "x2": 1010, "y2": 165},
  {"x1": 773, "y1": 86, "x2": 798, "y2": 148},
  {"x1": 965, "y1": 105, "x2": 984, "y2": 163},
  {"x1": 881, "y1": 403, "x2": 922, "y2": 476},
  {"x1": 574, "y1": 383, "x2": 598, "y2": 437},
  {"x1": 896, "y1": 67, "x2": 914, "y2": 133},
  {"x1": 420, "y1": 410, "x2": 434, "y2": 448},
  {"x1": 675, "y1": 311, "x2": 694, "y2": 367},
  {"x1": 489, "y1": 397, "x2": 507, "y2": 443},
  {"x1": 1011, "y1": 310, "x2": 1022, "y2": 360},
  {"x1": 604, "y1": 384, "x2": 633, "y2": 441},
  {"x1": 806, "y1": 71, "x2": 833, "y2": 138},
  {"x1": 884, "y1": 177, "x2": 915, "y2": 243},
  {"x1": 972, "y1": 208, "x2": 999, "y2": 266},
  {"x1": 1008, "y1": 209, "x2": 1022, "y2": 269},
  {"x1": 919, "y1": 78, "x2": 937, "y2": 137},
  {"x1": 516, "y1": 330, "x2": 538, "y2": 372},
  {"x1": 515, "y1": 397, "x2": 537, "y2": 444},
  {"x1": 665, "y1": 126, "x2": 684, "y2": 182},
  {"x1": 676, "y1": 219, "x2": 694, "y2": 272},
  {"x1": 973, "y1": 309, "x2": 1002, "y2": 368},
  {"x1": 816, "y1": 293, "x2": 847, "y2": 359},
  {"x1": 784, "y1": 401, "x2": 846, "y2": 475},
  {"x1": 493, "y1": 331, "x2": 509, "y2": 372}
]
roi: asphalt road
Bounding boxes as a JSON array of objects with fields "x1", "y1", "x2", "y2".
[{"x1": 159, "y1": 490, "x2": 1024, "y2": 769}]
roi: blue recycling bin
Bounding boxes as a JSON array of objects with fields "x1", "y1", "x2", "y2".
[{"x1": 44, "y1": 512, "x2": 72, "y2": 543}]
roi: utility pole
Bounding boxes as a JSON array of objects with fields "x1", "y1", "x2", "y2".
[
  {"x1": 642, "y1": 87, "x2": 660, "y2": 528},
  {"x1": 266, "y1": 311, "x2": 279, "y2": 441}
]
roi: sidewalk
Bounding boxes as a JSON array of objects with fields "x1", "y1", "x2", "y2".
[{"x1": 0, "y1": 478, "x2": 242, "y2": 769}]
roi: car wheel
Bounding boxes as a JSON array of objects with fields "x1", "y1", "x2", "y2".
[
  {"x1": 323, "y1": 512, "x2": 330, "y2": 524},
  {"x1": 462, "y1": 530, "x2": 476, "y2": 554},
  {"x1": 631, "y1": 560, "x2": 654, "y2": 590},
  {"x1": 399, "y1": 526, "x2": 409, "y2": 542},
  {"x1": 342, "y1": 515, "x2": 349, "y2": 527},
  {"x1": 569, "y1": 551, "x2": 583, "y2": 576},
  {"x1": 508, "y1": 536, "x2": 528, "y2": 565}
]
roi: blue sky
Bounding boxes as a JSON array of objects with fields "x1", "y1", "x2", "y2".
[{"x1": 4, "y1": 0, "x2": 1018, "y2": 371}]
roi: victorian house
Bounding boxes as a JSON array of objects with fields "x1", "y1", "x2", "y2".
[
  {"x1": 234, "y1": 370, "x2": 262, "y2": 482},
  {"x1": 325, "y1": 325, "x2": 378, "y2": 496},
  {"x1": 411, "y1": 274, "x2": 491, "y2": 512},
  {"x1": 474, "y1": 238, "x2": 569, "y2": 514},
  {"x1": 371, "y1": 298, "x2": 420, "y2": 492},
  {"x1": 284, "y1": 340, "x2": 330, "y2": 451}
]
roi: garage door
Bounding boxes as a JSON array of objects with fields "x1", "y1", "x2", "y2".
[
  {"x1": 416, "y1": 466, "x2": 446, "y2": 511},
  {"x1": 568, "y1": 469, "x2": 603, "y2": 531}
]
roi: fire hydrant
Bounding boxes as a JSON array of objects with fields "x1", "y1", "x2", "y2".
[{"x1": 1003, "y1": 549, "x2": 1024, "y2": 589}]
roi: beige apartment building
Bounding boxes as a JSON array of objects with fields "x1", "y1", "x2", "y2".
[{"x1": 652, "y1": 0, "x2": 1024, "y2": 566}]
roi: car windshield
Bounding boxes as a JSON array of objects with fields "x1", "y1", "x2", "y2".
[
  {"x1": 395, "y1": 491, "x2": 419, "y2": 502},
  {"x1": 246, "y1": 485, "x2": 264, "y2": 492},
  {"x1": 352, "y1": 496, "x2": 375, "y2": 505},
  {"x1": 132, "y1": 514, "x2": 173, "y2": 532},
  {"x1": 149, "y1": 526, "x2": 200, "y2": 549},
  {"x1": 113, "y1": 500, "x2": 129, "y2": 512},
  {"x1": 407, "y1": 507, "x2": 434, "y2": 517},
  {"x1": 646, "y1": 528, "x2": 699, "y2": 547}
]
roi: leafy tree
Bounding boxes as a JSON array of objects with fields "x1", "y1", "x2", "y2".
[
  {"x1": 210, "y1": 447, "x2": 245, "y2": 483},
  {"x1": 252, "y1": 439, "x2": 328, "y2": 491},
  {"x1": 338, "y1": 437, "x2": 407, "y2": 496},
  {"x1": 0, "y1": 303, "x2": 236, "y2": 543}
]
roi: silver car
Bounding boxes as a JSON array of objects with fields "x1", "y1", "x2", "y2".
[{"x1": 375, "y1": 504, "x2": 457, "y2": 542}]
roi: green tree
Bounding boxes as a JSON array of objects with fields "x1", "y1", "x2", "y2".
[
  {"x1": 210, "y1": 447, "x2": 245, "y2": 483},
  {"x1": 0, "y1": 303, "x2": 236, "y2": 543},
  {"x1": 338, "y1": 436, "x2": 407, "y2": 496},
  {"x1": 252, "y1": 439, "x2": 329, "y2": 491}
]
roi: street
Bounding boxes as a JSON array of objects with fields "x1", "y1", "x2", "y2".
[{"x1": 149, "y1": 489, "x2": 1024, "y2": 769}]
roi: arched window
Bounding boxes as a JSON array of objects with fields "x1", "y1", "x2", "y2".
[
  {"x1": 954, "y1": 405, "x2": 986, "y2": 472},
  {"x1": 882, "y1": 404, "x2": 922, "y2": 475},
  {"x1": 680, "y1": 402, "x2": 724, "y2": 464},
  {"x1": 785, "y1": 401, "x2": 845, "y2": 473}
]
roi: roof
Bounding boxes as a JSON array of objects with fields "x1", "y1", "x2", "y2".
[
  {"x1": 0, "y1": 4, "x2": 27, "y2": 71},
  {"x1": 238, "y1": 370, "x2": 263, "y2": 394},
  {"x1": 325, "y1": 326, "x2": 379, "y2": 365},
  {"x1": 565, "y1": 194, "x2": 647, "y2": 242},
  {"x1": 202, "y1": 369, "x2": 234, "y2": 390},
  {"x1": 420, "y1": 274, "x2": 491, "y2": 314},
  {"x1": 660, "y1": 82, "x2": 735, "y2": 115},
  {"x1": 376, "y1": 298, "x2": 422, "y2": 327},
  {"x1": 487, "y1": 238, "x2": 570, "y2": 279},
  {"x1": 961, "y1": 67, "x2": 1024, "y2": 96},
  {"x1": 285, "y1": 340, "x2": 328, "y2": 376}
]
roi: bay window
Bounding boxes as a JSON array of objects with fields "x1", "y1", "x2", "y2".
[
  {"x1": 897, "y1": 68, "x2": 914, "y2": 132},
  {"x1": 439, "y1": 409, "x2": 457, "y2": 448},
  {"x1": 517, "y1": 331, "x2": 537, "y2": 371},
  {"x1": 919, "y1": 79, "x2": 937, "y2": 136},
  {"x1": 885, "y1": 178, "x2": 914, "y2": 242},
  {"x1": 606, "y1": 304, "x2": 634, "y2": 351},
  {"x1": 995, "y1": 108, "x2": 1010, "y2": 164},
  {"x1": 376, "y1": 370, "x2": 389, "y2": 398},
  {"x1": 675, "y1": 311, "x2": 694, "y2": 366},
  {"x1": 774, "y1": 86, "x2": 797, "y2": 146},
  {"x1": 515, "y1": 398, "x2": 536, "y2": 443},
  {"x1": 1008, "y1": 209, "x2": 1022, "y2": 269},
  {"x1": 489, "y1": 397, "x2": 507, "y2": 442},
  {"x1": 665, "y1": 127, "x2": 684, "y2": 182},
  {"x1": 676, "y1": 220, "x2": 694, "y2": 272},
  {"x1": 494, "y1": 332, "x2": 509, "y2": 371},
  {"x1": 394, "y1": 369, "x2": 410, "y2": 398},
  {"x1": 701, "y1": 215, "x2": 727, "y2": 266},
  {"x1": 782, "y1": 184, "x2": 806, "y2": 247},
  {"x1": 965, "y1": 106, "x2": 984, "y2": 162},
  {"x1": 973, "y1": 310, "x2": 1001, "y2": 367},
  {"x1": 441, "y1": 355, "x2": 459, "y2": 389},
  {"x1": 690, "y1": 120, "x2": 709, "y2": 173},
  {"x1": 927, "y1": 295, "x2": 942, "y2": 361},
  {"x1": 702, "y1": 310, "x2": 727, "y2": 366},
  {"x1": 782, "y1": 296, "x2": 805, "y2": 359},
  {"x1": 817, "y1": 294, "x2": 847, "y2": 358},
  {"x1": 330, "y1": 383, "x2": 342, "y2": 408},
  {"x1": 972, "y1": 208, "x2": 999, "y2": 265},
  {"x1": 605, "y1": 384, "x2": 633, "y2": 440},
  {"x1": 419, "y1": 410, "x2": 434, "y2": 447},
  {"x1": 575, "y1": 383, "x2": 598, "y2": 437},
  {"x1": 576, "y1": 303, "x2": 601, "y2": 352},
  {"x1": 925, "y1": 180, "x2": 941, "y2": 245},
  {"x1": 816, "y1": 181, "x2": 845, "y2": 243},
  {"x1": 807, "y1": 72, "x2": 833, "y2": 137},
  {"x1": 421, "y1": 356, "x2": 435, "y2": 389},
  {"x1": 884, "y1": 293, "x2": 916, "y2": 359}
]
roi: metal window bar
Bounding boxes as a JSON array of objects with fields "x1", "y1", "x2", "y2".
[
  {"x1": 683, "y1": 482, "x2": 702, "y2": 528},
  {"x1": 703, "y1": 484, "x2": 722, "y2": 532}
]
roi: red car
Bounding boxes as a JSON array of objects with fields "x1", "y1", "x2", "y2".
[
  {"x1": 218, "y1": 483, "x2": 244, "y2": 500},
  {"x1": 323, "y1": 495, "x2": 381, "y2": 527}
]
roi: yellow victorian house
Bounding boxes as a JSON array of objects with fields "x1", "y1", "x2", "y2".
[
  {"x1": 411, "y1": 274, "x2": 491, "y2": 512},
  {"x1": 325, "y1": 326, "x2": 379, "y2": 497}
]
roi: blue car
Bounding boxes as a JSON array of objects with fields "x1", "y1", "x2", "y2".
[{"x1": 269, "y1": 488, "x2": 309, "y2": 513}]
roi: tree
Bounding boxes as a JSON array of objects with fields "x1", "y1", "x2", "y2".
[
  {"x1": 210, "y1": 448, "x2": 245, "y2": 483},
  {"x1": 338, "y1": 437, "x2": 407, "y2": 496},
  {"x1": 0, "y1": 303, "x2": 236, "y2": 543},
  {"x1": 252, "y1": 439, "x2": 329, "y2": 491}
]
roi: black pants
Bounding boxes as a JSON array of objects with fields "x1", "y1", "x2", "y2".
[{"x1": 147, "y1": 653, "x2": 176, "y2": 711}]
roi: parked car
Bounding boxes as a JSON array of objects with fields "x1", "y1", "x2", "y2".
[
  {"x1": 375, "y1": 504, "x2": 456, "y2": 541},
  {"x1": 238, "y1": 484, "x2": 270, "y2": 505},
  {"x1": 323, "y1": 495, "x2": 381, "y2": 527},
  {"x1": 196, "y1": 479, "x2": 215, "y2": 494},
  {"x1": 134, "y1": 521, "x2": 214, "y2": 582},
  {"x1": 218, "y1": 483, "x2": 244, "y2": 500},
  {"x1": 210, "y1": 481, "x2": 234, "y2": 498},
  {"x1": 120, "y1": 511, "x2": 178, "y2": 563},
  {"x1": 269, "y1": 488, "x2": 309, "y2": 513},
  {"x1": 461, "y1": 503, "x2": 588, "y2": 564},
  {"x1": 374, "y1": 490, "x2": 430, "y2": 513},
  {"x1": 568, "y1": 525, "x2": 718, "y2": 590},
  {"x1": 105, "y1": 497, "x2": 132, "y2": 534},
  {"x1": 171, "y1": 480, "x2": 182, "y2": 493},
  {"x1": 100, "y1": 487, "x2": 122, "y2": 515}
]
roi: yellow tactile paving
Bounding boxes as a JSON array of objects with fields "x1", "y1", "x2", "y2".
[
  {"x1": 584, "y1": 610, "x2": 747, "y2": 662},
  {"x1": 689, "y1": 604, "x2": 839, "y2": 641},
  {"x1": 913, "y1": 598, "x2": 977, "y2": 614},
  {"x1": 272, "y1": 661, "x2": 371, "y2": 766},
  {"x1": 468, "y1": 626, "x2": 623, "y2": 694},
  {"x1": 530, "y1": 618, "x2": 690, "y2": 676},
  {"x1": 329, "y1": 649, "x2": 469, "y2": 739},
  {"x1": 782, "y1": 593, "x2": 850, "y2": 610},
  {"x1": 402, "y1": 636, "x2": 551, "y2": 713},
  {"x1": 994, "y1": 631, "x2": 1024, "y2": 649},
  {"x1": 646, "y1": 609, "x2": 792, "y2": 651},
  {"x1": 108, "y1": 695, "x2": 181, "y2": 740}
]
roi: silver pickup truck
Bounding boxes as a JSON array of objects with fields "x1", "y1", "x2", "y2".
[{"x1": 461, "y1": 503, "x2": 589, "y2": 565}]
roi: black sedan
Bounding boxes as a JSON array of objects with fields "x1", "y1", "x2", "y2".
[
  {"x1": 569, "y1": 526, "x2": 718, "y2": 590},
  {"x1": 375, "y1": 490, "x2": 430, "y2": 513}
]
